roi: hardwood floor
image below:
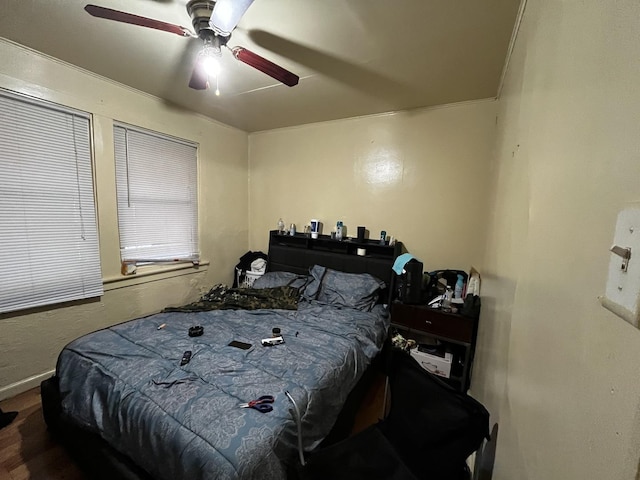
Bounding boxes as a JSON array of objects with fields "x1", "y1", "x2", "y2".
[
  {"x1": 350, "y1": 371, "x2": 387, "y2": 435},
  {"x1": 0, "y1": 387, "x2": 84, "y2": 480},
  {"x1": 0, "y1": 374, "x2": 386, "y2": 480}
]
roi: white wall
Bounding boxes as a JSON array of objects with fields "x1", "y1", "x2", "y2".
[
  {"x1": 248, "y1": 100, "x2": 497, "y2": 272},
  {"x1": 0, "y1": 40, "x2": 249, "y2": 399},
  {"x1": 474, "y1": 1, "x2": 640, "y2": 478}
]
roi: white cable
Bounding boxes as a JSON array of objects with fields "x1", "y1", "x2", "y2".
[
  {"x1": 284, "y1": 390, "x2": 305, "y2": 467},
  {"x1": 353, "y1": 350, "x2": 358, "y2": 378}
]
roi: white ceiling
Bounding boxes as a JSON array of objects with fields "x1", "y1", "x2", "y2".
[{"x1": 0, "y1": 0, "x2": 521, "y2": 132}]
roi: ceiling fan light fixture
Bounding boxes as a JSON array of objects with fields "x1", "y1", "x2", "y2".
[
  {"x1": 201, "y1": 52, "x2": 220, "y2": 77},
  {"x1": 209, "y1": 0, "x2": 255, "y2": 37},
  {"x1": 186, "y1": 0, "x2": 215, "y2": 36},
  {"x1": 85, "y1": 1, "x2": 298, "y2": 90}
]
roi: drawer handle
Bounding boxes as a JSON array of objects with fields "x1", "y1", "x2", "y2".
[{"x1": 425, "y1": 320, "x2": 432, "y2": 325}]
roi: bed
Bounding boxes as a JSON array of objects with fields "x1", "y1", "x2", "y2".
[{"x1": 41, "y1": 236, "x2": 402, "y2": 480}]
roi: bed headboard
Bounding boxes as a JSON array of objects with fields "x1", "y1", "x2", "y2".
[{"x1": 267, "y1": 230, "x2": 403, "y2": 302}]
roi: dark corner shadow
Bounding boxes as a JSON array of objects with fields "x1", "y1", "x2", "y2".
[
  {"x1": 248, "y1": 29, "x2": 418, "y2": 100},
  {"x1": 15, "y1": 408, "x2": 45, "y2": 477},
  {"x1": 18, "y1": 406, "x2": 87, "y2": 479}
]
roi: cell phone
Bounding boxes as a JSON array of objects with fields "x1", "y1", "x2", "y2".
[
  {"x1": 228, "y1": 340, "x2": 252, "y2": 350},
  {"x1": 180, "y1": 350, "x2": 192, "y2": 366}
]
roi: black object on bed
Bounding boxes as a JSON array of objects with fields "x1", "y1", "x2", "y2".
[
  {"x1": 298, "y1": 349, "x2": 490, "y2": 480},
  {"x1": 41, "y1": 235, "x2": 402, "y2": 480}
]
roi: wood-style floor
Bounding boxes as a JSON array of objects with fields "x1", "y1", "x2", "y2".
[
  {"x1": 0, "y1": 387, "x2": 84, "y2": 480},
  {"x1": 0, "y1": 374, "x2": 386, "y2": 480}
]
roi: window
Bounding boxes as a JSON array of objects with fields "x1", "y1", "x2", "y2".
[
  {"x1": 113, "y1": 124, "x2": 198, "y2": 268},
  {"x1": 0, "y1": 91, "x2": 103, "y2": 314}
]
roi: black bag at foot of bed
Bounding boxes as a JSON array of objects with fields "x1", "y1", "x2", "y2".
[{"x1": 296, "y1": 349, "x2": 490, "y2": 480}]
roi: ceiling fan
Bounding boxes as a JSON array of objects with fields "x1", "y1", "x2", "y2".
[{"x1": 84, "y1": 0, "x2": 299, "y2": 91}]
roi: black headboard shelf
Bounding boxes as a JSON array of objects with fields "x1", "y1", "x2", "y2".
[{"x1": 267, "y1": 230, "x2": 403, "y2": 297}]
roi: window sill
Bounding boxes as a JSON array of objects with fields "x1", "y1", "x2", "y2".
[{"x1": 103, "y1": 260, "x2": 210, "y2": 291}]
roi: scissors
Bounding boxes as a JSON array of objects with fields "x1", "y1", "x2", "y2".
[{"x1": 238, "y1": 395, "x2": 275, "y2": 413}]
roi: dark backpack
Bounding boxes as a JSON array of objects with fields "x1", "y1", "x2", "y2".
[
  {"x1": 380, "y1": 349, "x2": 490, "y2": 479},
  {"x1": 299, "y1": 349, "x2": 490, "y2": 480},
  {"x1": 423, "y1": 270, "x2": 468, "y2": 303}
]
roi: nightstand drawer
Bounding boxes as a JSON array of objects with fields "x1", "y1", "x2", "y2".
[{"x1": 391, "y1": 303, "x2": 474, "y2": 344}]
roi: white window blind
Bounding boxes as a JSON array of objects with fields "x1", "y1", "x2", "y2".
[
  {"x1": 0, "y1": 91, "x2": 103, "y2": 314},
  {"x1": 114, "y1": 124, "x2": 199, "y2": 264}
]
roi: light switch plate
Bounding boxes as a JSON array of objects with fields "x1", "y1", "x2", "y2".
[{"x1": 601, "y1": 206, "x2": 640, "y2": 328}]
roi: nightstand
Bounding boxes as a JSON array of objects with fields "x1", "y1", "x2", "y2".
[{"x1": 390, "y1": 302, "x2": 479, "y2": 392}]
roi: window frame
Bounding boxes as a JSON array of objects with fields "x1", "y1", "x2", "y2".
[
  {"x1": 113, "y1": 122, "x2": 200, "y2": 275},
  {"x1": 0, "y1": 89, "x2": 103, "y2": 313}
]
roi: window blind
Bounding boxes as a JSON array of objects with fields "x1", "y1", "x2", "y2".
[
  {"x1": 113, "y1": 124, "x2": 199, "y2": 264},
  {"x1": 0, "y1": 91, "x2": 103, "y2": 314}
]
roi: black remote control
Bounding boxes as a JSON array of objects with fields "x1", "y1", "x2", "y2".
[{"x1": 180, "y1": 350, "x2": 192, "y2": 366}]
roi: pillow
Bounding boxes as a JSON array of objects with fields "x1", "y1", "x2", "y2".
[
  {"x1": 252, "y1": 271, "x2": 309, "y2": 290},
  {"x1": 305, "y1": 265, "x2": 386, "y2": 311}
]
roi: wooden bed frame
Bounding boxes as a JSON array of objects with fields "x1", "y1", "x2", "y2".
[{"x1": 41, "y1": 234, "x2": 402, "y2": 479}]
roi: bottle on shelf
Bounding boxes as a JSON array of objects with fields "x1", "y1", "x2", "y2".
[
  {"x1": 442, "y1": 286, "x2": 453, "y2": 311},
  {"x1": 454, "y1": 274, "x2": 464, "y2": 299},
  {"x1": 336, "y1": 221, "x2": 343, "y2": 241},
  {"x1": 277, "y1": 218, "x2": 285, "y2": 234}
]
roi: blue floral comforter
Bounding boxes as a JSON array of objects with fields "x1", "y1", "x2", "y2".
[{"x1": 56, "y1": 300, "x2": 389, "y2": 479}]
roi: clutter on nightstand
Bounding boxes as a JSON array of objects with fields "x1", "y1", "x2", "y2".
[
  {"x1": 390, "y1": 265, "x2": 481, "y2": 392},
  {"x1": 391, "y1": 331, "x2": 416, "y2": 351},
  {"x1": 410, "y1": 342, "x2": 453, "y2": 378}
]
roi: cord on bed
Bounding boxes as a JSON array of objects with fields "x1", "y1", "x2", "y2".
[
  {"x1": 284, "y1": 390, "x2": 306, "y2": 467},
  {"x1": 353, "y1": 350, "x2": 358, "y2": 379}
]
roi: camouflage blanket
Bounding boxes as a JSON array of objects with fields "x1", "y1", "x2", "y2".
[{"x1": 163, "y1": 284, "x2": 300, "y2": 312}]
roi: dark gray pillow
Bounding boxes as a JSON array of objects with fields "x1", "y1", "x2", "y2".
[
  {"x1": 305, "y1": 265, "x2": 386, "y2": 311},
  {"x1": 252, "y1": 271, "x2": 309, "y2": 290}
]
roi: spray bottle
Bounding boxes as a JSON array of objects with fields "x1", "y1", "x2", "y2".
[{"x1": 442, "y1": 286, "x2": 453, "y2": 311}]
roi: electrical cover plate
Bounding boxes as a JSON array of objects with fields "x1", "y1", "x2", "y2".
[{"x1": 601, "y1": 205, "x2": 640, "y2": 328}]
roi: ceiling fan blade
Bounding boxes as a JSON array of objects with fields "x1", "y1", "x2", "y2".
[
  {"x1": 209, "y1": 0, "x2": 255, "y2": 37},
  {"x1": 84, "y1": 4, "x2": 193, "y2": 37},
  {"x1": 231, "y1": 47, "x2": 299, "y2": 87},
  {"x1": 188, "y1": 56, "x2": 209, "y2": 90},
  {"x1": 248, "y1": 30, "x2": 412, "y2": 97}
]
